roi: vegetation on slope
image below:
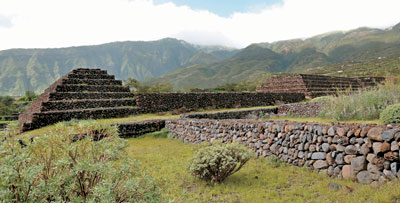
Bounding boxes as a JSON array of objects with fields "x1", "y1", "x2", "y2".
[
  {"x1": 0, "y1": 38, "x2": 236, "y2": 95},
  {"x1": 144, "y1": 22, "x2": 400, "y2": 91},
  {"x1": 318, "y1": 81, "x2": 400, "y2": 121}
]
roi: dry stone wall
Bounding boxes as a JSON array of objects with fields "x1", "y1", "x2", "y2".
[
  {"x1": 257, "y1": 74, "x2": 385, "y2": 98},
  {"x1": 117, "y1": 120, "x2": 165, "y2": 138},
  {"x1": 135, "y1": 93, "x2": 304, "y2": 113},
  {"x1": 166, "y1": 119, "x2": 400, "y2": 184},
  {"x1": 277, "y1": 102, "x2": 322, "y2": 117},
  {"x1": 181, "y1": 108, "x2": 278, "y2": 120}
]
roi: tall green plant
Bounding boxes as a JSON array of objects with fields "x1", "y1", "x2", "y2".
[
  {"x1": 0, "y1": 121, "x2": 163, "y2": 202},
  {"x1": 318, "y1": 82, "x2": 400, "y2": 121}
]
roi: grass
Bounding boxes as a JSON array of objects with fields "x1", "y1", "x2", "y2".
[
  {"x1": 266, "y1": 115, "x2": 383, "y2": 125},
  {"x1": 318, "y1": 82, "x2": 400, "y2": 121},
  {"x1": 127, "y1": 130, "x2": 400, "y2": 202}
]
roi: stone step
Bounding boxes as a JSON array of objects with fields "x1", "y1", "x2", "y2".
[
  {"x1": 72, "y1": 68, "x2": 108, "y2": 75},
  {"x1": 62, "y1": 78, "x2": 122, "y2": 86},
  {"x1": 21, "y1": 107, "x2": 140, "y2": 132},
  {"x1": 67, "y1": 73, "x2": 115, "y2": 80},
  {"x1": 40, "y1": 98, "x2": 137, "y2": 111},
  {"x1": 55, "y1": 84, "x2": 130, "y2": 92},
  {"x1": 49, "y1": 92, "x2": 135, "y2": 100}
]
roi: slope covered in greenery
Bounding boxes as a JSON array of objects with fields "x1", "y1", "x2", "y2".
[
  {"x1": 0, "y1": 38, "x2": 236, "y2": 95},
  {"x1": 144, "y1": 22, "x2": 400, "y2": 90}
]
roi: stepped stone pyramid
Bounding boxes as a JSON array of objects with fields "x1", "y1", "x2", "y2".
[
  {"x1": 19, "y1": 68, "x2": 138, "y2": 132},
  {"x1": 257, "y1": 74, "x2": 385, "y2": 98}
]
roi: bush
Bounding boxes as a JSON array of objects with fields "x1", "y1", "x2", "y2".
[
  {"x1": 189, "y1": 141, "x2": 252, "y2": 183},
  {"x1": 0, "y1": 120, "x2": 163, "y2": 202},
  {"x1": 380, "y1": 103, "x2": 400, "y2": 124},
  {"x1": 318, "y1": 82, "x2": 400, "y2": 121}
]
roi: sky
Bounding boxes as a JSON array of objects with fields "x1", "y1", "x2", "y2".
[{"x1": 0, "y1": 0, "x2": 399, "y2": 50}]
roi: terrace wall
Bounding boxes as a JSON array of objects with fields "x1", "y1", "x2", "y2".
[
  {"x1": 166, "y1": 119, "x2": 400, "y2": 184},
  {"x1": 135, "y1": 93, "x2": 305, "y2": 113}
]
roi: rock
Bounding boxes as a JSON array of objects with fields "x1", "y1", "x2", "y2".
[
  {"x1": 337, "y1": 128, "x2": 348, "y2": 137},
  {"x1": 391, "y1": 141, "x2": 399, "y2": 151},
  {"x1": 334, "y1": 166, "x2": 341, "y2": 177},
  {"x1": 367, "y1": 163, "x2": 381, "y2": 180},
  {"x1": 259, "y1": 134, "x2": 266, "y2": 140},
  {"x1": 367, "y1": 127, "x2": 384, "y2": 141},
  {"x1": 335, "y1": 153, "x2": 344, "y2": 165},
  {"x1": 309, "y1": 144, "x2": 316, "y2": 152},
  {"x1": 349, "y1": 137, "x2": 356, "y2": 144},
  {"x1": 351, "y1": 156, "x2": 367, "y2": 172},
  {"x1": 344, "y1": 155, "x2": 356, "y2": 164},
  {"x1": 317, "y1": 136, "x2": 323, "y2": 143},
  {"x1": 328, "y1": 182, "x2": 341, "y2": 190},
  {"x1": 373, "y1": 142, "x2": 390, "y2": 154},
  {"x1": 312, "y1": 152, "x2": 326, "y2": 160},
  {"x1": 347, "y1": 129, "x2": 355, "y2": 137},
  {"x1": 383, "y1": 169, "x2": 396, "y2": 180},
  {"x1": 327, "y1": 166, "x2": 334, "y2": 176},
  {"x1": 345, "y1": 145, "x2": 357, "y2": 155},
  {"x1": 298, "y1": 151, "x2": 305, "y2": 159},
  {"x1": 361, "y1": 127, "x2": 369, "y2": 138},
  {"x1": 313, "y1": 160, "x2": 328, "y2": 169},
  {"x1": 360, "y1": 144, "x2": 370, "y2": 155},
  {"x1": 384, "y1": 161, "x2": 391, "y2": 170},
  {"x1": 328, "y1": 127, "x2": 336, "y2": 136},
  {"x1": 321, "y1": 126, "x2": 328, "y2": 135},
  {"x1": 354, "y1": 128, "x2": 362, "y2": 137},
  {"x1": 336, "y1": 144, "x2": 345, "y2": 152},
  {"x1": 326, "y1": 152, "x2": 335, "y2": 165},
  {"x1": 342, "y1": 165, "x2": 356, "y2": 180},
  {"x1": 357, "y1": 171, "x2": 373, "y2": 184},
  {"x1": 338, "y1": 136, "x2": 349, "y2": 145},
  {"x1": 384, "y1": 151, "x2": 398, "y2": 161},
  {"x1": 381, "y1": 129, "x2": 400, "y2": 142},
  {"x1": 321, "y1": 143, "x2": 330, "y2": 152},
  {"x1": 391, "y1": 162, "x2": 398, "y2": 175},
  {"x1": 367, "y1": 153, "x2": 376, "y2": 163}
]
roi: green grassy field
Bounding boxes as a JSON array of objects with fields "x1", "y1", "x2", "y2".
[{"x1": 126, "y1": 130, "x2": 400, "y2": 202}]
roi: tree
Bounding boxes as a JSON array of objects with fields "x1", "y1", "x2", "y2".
[
  {"x1": 123, "y1": 78, "x2": 140, "y2": 92},
  {"x1": 24, "y1": 90, "x2": 37, "y2": 101}
]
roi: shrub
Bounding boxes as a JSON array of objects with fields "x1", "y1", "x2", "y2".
[
  {"x1": 318, "y1": 82, "x2": 400, "y2": 121},
  {"x1": 189, "y1": 141, "x2": 252, "y2": 183},
  {"x1": 0, "y1": 120, "x2": 163, "y2": 202},
  {"x1": 380, "y1": 103, "x2": 400, "y2": 124}
]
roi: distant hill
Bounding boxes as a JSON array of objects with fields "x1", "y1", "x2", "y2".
[
  {"x1": 0, "y1": 38, "x2": 237, "y2": 95},
  {"x1": 1, "y1": 22, "x2": 400, "y2": 95},
  {"x1": 144, "y1": 22, "x2": 400, "y2": 90}
]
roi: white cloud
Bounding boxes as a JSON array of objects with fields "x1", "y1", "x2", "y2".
[{"x1": 0, "y1": 0, "x2": 399, "y2": 50}]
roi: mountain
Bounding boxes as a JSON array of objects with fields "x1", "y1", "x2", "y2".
[
  {"x1": 0, "y1": 38, "x2": 237, "y2": 95},
  {"x1": 1, "y1": 22, "x2": 400, "y2": 95},
  {"x1": 144, "y1": 22, "x2": 400, "y2": 90}
]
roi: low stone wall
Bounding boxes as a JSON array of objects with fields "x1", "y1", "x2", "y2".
[
  {"x1": 117, "y1": 120, "x2": 165, "y2": 138},
  {"x1": 166, "y1": 119, "x2": 400, "y2": 184},
  {"x1": 181, "y1": 108, "x2": 278, "y2": 119},
  {"x1": 277, "y1": 102, "x2": 322, "y2": 117},
  {"x1": 136, "y1": 93, "x2": 304, "y2": 113}
]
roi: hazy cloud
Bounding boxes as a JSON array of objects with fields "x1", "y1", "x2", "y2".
[
  {"x1": 0, "y1": 15, "x2": 13, "y2": 28},
  {"x1": 0, "y1": 0, "x2": 399, "y2": 50}
]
